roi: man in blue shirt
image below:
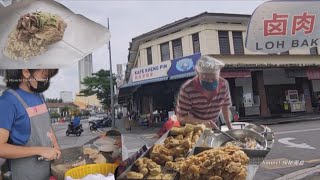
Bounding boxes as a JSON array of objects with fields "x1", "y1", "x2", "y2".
[
  {"x1": 72, "y1": 115, "x2": 81, "y2": 128},
  {"x1": 0, "y1": 69, "x2": 61, "y2": 180}
]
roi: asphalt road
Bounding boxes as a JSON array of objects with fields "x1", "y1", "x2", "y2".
[
  {"x1": 254, "y1": 120, "x2": 320, "y2": 180},
  {"x1": 52, "y1": 120, "x2": 100, "y2": 149}
]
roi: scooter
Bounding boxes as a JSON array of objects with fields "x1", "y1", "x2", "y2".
[
  {"x1": 66, "y1": 122, "x2": 84, "y2": 136},
  {"x1": 89, "y1": 117, "x2": 112, "y2": 131}
]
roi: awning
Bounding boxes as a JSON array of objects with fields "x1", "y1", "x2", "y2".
[
  {"x1": 306, "y1": 68, "x2": 320, "y2": 80},
  {"x1": 120, "y1": 76, "x2": 169, "y2": 88},
  {"x1": 169, "y1": 72, "x2": 196, "y2": 80},
  {"x1": 220, "y1": 70, "x2": 251, "y2": 78}
]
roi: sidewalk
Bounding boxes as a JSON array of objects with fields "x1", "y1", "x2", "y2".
[
  {"x1": 106, "y1": 118, "x2": 163, "y2": 135},
  {"x1": 239, "y1": 112, "x2": 320, "y2": 126}
]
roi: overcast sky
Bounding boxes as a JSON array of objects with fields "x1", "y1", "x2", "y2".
[{"x1": 44, "y1": 0, "x2": 264, "y2": 99}]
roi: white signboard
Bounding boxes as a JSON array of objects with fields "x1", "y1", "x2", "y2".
[
  {"x1": 246, "y1": 0, "x2": 320, "y2": 54},
  {"x1": 131, "y1": 61, "x2": 171, "y2": 82}
]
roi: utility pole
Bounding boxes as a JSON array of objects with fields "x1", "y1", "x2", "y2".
[{"x1": 107, "y1": 18, "x2": 116, "y2": 128}]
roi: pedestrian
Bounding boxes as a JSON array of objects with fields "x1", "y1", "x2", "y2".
[
  {"x1": 176, "y1": 55, "x2": 233, "y2": 130},
  {"x1": 0, "y1": 69, "x2": 61, "y2": 180}
]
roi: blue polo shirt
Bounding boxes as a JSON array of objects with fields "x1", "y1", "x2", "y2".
[{"x1": 0, "y1": 88, "x2": 44, "y2": 145}]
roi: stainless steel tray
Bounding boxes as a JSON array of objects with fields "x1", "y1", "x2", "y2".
[{"x1": 117, "y1": 130, "x2": 204, "y2": 180}]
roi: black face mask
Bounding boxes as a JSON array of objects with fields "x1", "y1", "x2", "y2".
[{"x1": 28, "y1": 75, "x2": 50, "y2": 93}]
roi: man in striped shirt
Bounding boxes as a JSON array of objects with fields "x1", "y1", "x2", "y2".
[{"x1": 176, "y1": 55, "x2": 233, "y2": 129}]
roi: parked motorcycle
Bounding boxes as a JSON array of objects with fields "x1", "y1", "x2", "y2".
[
  {"x1": 89, "y1": 117, "x2": 112, "y2": 131},
  {"x1": 66, "y1": 122, "x2": 84, "y2": 136}
]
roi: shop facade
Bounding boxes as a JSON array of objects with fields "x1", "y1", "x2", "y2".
[{"x1": 118, "y1": 12, "x2": 320, "y2": 121}]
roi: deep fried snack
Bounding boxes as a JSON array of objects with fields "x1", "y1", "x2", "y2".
[
  {"x1": 162, "y1": 173, "x2": 175, "y2": 180},
  {"x1": 147, "y1": 174, "x2": 162, "y2": 179},
  {"x1": 175, "y1": 135, "x2": 184, "y2": 140},
  {"x1": 150, "y1": 167, "x2": 162, "y2": 175},
  {"x1": 170, "y1": 127, "x2": 185, "y2": 135},
  {"x1": 126, "y1": 171, "x2": 144, "y2": 179},
  {"x1": 184, "y1": 124, "x2": 195, "y2": 133}
]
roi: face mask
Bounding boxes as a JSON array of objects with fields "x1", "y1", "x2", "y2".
[
  {"x1": 200, "y1": 80, "x2": 218, "y2": 91},
  {"x1": 28, "y1": 75, "x2": 50, "y2": 93}
]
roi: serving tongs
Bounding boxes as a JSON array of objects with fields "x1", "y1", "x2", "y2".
[{"x1": 214, "y1": 128, "x2": 246, "y2": 147}]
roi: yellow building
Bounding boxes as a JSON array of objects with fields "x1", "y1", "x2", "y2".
[{"x1": 74, "y1": 93, "x2": 102, "y2": 110}]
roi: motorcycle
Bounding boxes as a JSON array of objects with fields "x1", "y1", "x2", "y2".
[
  {"x1": 89, "y1": 117, "x2": 112, "y2": 131},
  {"x1": 66, "y1": 122, "x2": 84, "y2": 136}
]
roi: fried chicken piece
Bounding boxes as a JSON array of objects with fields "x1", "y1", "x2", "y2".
[
  {"x1": 184, "y1": 124, "x2": 195, "y2": 133},
  {"x1": 162, "y1": 174, "x2": 175, "y2": 180},
  {"x1": 150, "y1": 167, "x2": 161, "y2": 175},
  {"x1": 139, "y1": 167, "x2": 149, "y2": 176},
  {"x1": 209, "y1": 176, "x2": 223, "y2": 180},
  {"x1": 147, "y1": 174, "x2": 162, "y2": 179},
  {"x1": 226, "y1": 162, "x2": 242, "y2": 173},
  {"x1": 126, "y1": 171, "x2": 144, "y2": 179},
  {"x1": 175, "y1": 135, "x2": 184, "y2": 140}
]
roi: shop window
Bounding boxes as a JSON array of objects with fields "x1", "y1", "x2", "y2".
[
  {"x1": 172, "y1": 38, "x2": 183, "y2": 59},
  {"x1": 192, "y1": 33, "x2": 200, "y2": 54},
  {"x1": 160, "y1": 42, "x2": 170, "y2": 61},
  {"x1": 218, "y1": 31, "x2": 230, "y2": 55},
  {"x1": 310, "y1": 47, "x2": 318, "y2": 55},
  {"x1": 232, "y1": 31, "x2": 244, "y2": 54},
  {"x1": 147, "y1": 47, "x2": 152, "y2": 65}
]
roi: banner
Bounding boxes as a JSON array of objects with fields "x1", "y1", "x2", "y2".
[
  {"x1": 168, "y1": 53, "x2": 201, "y2": 76},
  {"x1": 246, "y1": 0, "x2": 320, "y2": 54}
]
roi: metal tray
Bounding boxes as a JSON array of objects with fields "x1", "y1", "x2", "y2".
[{"x1": 117, "y1": 130, "x2": 204, "y2": 180}]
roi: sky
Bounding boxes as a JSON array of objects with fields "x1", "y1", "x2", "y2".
[{"x1": 44, "y1": 0, "x2": 265, "y2": 99}]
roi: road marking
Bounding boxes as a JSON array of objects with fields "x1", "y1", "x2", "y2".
[
  {"x1": 275, "y1": 128, "x2": 320, "y2": 135},
  {"x1": 278, "y1": 137, "x2": 316, "y2": 150}
]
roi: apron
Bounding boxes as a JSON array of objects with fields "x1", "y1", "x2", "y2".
[{"x1": 7, "y1": 89, "x2": 53, "y2": 180}]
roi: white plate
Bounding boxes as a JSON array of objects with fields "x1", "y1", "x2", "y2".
[{"x1": 0, "y1": 0, "x2": 110, "y2": 69}]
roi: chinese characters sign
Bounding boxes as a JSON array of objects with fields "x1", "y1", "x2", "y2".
[
  {"x1": 246, "y1": 0, "x2": 320, "y2": 53},
  {"x1": 131, "y1": 61, "x2": 171, "y2": 82}
]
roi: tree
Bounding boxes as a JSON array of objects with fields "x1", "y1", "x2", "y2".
[{"x1": 80, "y1": 69, "x2": 116, "y2": 109}]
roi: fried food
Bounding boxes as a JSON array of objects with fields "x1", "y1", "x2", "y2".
[
  {"x1": 184, "y1": 124, "x2": 195, "y2": 133},
  {"x1": 126, "y1": 171, "x2": 144, "y2": 179},
  {"x1": 170, "y1": 127, "x2": 185, "y2": 135},
  {"x1": 225, "y1": 137, "x2": 260, "y2": 150},
  {"x1": 166, "y1": 145, "x2": 249, "y2": 180},
  {"x1": 93, "y1": 153, "x2": 107, "y2": 164},
  {"x1": 4, "y1": 11, "x2": 67, "y2": 60},
  {"x1": 162, "y1": 174, "x2": 175, "y2": 180},
  {"x1": 150, "y1": 167, "x2": 161, "y2": 175},
  {"x1": 147, "y1": 174, "x2": 162, "y2": 179}
]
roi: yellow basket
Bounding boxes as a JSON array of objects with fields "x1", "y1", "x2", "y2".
[{"x1": 65, "y1": 163, "x2": 118, "y2": 179}]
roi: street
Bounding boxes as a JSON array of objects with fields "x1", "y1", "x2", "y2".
[
  {"x1": 254, "y1": 120, "x2": 320, "y2": 180},
  {"x1": 53, "y1": 118, "x2": 160, "y2": 150}
]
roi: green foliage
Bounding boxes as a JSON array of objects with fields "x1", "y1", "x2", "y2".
[{"x1": 80, "y1": 69, "x2": 116, "y2": 109}]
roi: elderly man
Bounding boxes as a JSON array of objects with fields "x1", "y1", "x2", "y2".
[{"x1": 176, "y1": 55, "x2": 233, "y2": 130}]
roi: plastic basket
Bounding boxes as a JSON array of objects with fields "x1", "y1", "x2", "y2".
[{"x1": 64, "y1": 163, "x2": 118, "y2": 179}]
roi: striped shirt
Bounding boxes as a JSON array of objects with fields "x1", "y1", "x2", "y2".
[{"x1": 176, "y1": 77, "x2": 231, "y2": 122}]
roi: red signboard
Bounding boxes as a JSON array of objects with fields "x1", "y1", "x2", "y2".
[
  {"x1": 220, "y1": 70, "x2": 251, "y2": 78},
  {"x1": 306, "y1": 68, "x2": 320, "y2": 80}
]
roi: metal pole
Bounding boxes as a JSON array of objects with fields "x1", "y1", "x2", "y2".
[{"x1": 107, "y1": 18, "x2": 116, "y2": 128}]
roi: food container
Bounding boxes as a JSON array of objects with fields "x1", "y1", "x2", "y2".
[
  {"x1": 64, "y1": 163, "x2": 118, "y2": 179},
  {"x1": 211, "y1": 129, "x2": 268, "y2": 150},
  {"x1": 117, "y1": 125, "x2": 205, "y2": 180}
]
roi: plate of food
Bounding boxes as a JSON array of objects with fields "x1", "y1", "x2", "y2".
[{"x1": 0, "y1": 0, "x2": 110, "y2": 69}]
